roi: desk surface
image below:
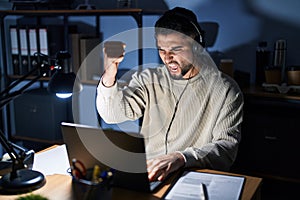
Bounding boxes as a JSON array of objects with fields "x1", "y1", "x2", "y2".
[
  {"x1": 0, "y1": 145, "x2": 262, "y2": 199},
  {"x1": 0, "y1": 169, "x2": 262, "y2": 200}
]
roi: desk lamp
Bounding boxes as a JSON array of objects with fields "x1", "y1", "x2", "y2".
[
  {"x1": 0, "y1": 130, "x2": 45, "y2": 194},
  {"x1": 48, "y1": 51, "x2": 83, "y2": 98},
  {"x1": 0, "y1": 51, "x2": 82, "y2": 194}
]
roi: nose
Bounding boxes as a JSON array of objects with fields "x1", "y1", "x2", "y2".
[{"x1": 164, "y1": 51, "x2": 174, "y2": 63}]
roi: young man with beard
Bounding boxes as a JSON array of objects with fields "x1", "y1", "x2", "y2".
[{"x1": 96, "y1": 7, "x2": 243, "y2": 182}]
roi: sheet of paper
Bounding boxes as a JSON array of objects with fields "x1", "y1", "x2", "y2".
[
  {"x1": 165, "y1": 171, "x2": 245, "y2": 200},
  {"x1": 32, "y1": 144, "x2": 70, "y2": 176}
]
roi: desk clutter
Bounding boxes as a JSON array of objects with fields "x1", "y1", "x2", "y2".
[
  {"x1": 262, "y1": 83, "x2": 300, "y2": 94},
  {"x1": 256, "y1": 39, "x2": 300, "y2": 94},
  {"x1": 164, "y1": 171, "x2": 245, "y2": 200},
  {"x1": 263, "y1": 65, "x2": 300, "y2": 94},
  {"x1": 69, "y1": 159, "x2": 114, "y2": 200},
  {"x1": 0, "y1": 145, "x2": 262, "y2": 199}
]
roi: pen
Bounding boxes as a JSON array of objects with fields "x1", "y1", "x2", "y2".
[
  {"x1": 200, "y1": 183, "x2": 206, "y2": 200},
  {"x1": 71, "y1": 158, "x2": 86, "y2": 179},
  {"x1": 92, "y1": 164, "x2": 101, "y2": 183}
]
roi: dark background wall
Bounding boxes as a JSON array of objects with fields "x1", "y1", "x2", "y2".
[{"x1": 0, "y1": 0, "x2": 300, "y2": 149}]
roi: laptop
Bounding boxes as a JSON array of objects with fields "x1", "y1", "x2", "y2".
[{"x1": 60, "y1": 122, "x2": 164, "y2": 192}]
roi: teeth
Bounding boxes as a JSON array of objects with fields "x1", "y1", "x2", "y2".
[{"x1": 168, "y1": 64, "x2": 178, "y2": 71}]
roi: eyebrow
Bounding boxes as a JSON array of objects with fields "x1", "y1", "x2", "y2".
[
  {"x1": 157, "y1": 45, "x2": 184, "y2": 51},
  {"x1": 171, "y1": 46, "x2": 184, "y2": 50}
]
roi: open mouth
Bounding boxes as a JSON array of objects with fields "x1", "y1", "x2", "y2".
[{"x1": 168, "y1": 63, "x2": 179, "y2": 73}]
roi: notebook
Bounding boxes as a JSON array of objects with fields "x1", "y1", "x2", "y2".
[{"x1": 60, "y1": 122, "x2": 164, "y2": 192}]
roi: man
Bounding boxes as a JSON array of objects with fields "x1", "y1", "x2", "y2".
[{"x1": 96, "y1": 7, "x2": 243, "y2": 182}]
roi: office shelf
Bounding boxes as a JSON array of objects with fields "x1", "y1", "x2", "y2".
[
  {"x1": 0, "y1": 8, "x2": 164, "y2": 148},
  {"x1": 0, "y1": 9, "x2": 146, "y2": 81}
]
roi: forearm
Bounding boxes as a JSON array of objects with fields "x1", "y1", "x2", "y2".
[
  {"x1": 96, "y1": 77, "x2": 145, "y2": 123},
  {"x1": 96, "y1": 80, "x2": 127, "y2": 123},
  {"x1": 102, "y1": 71, "x2": 116, "y2": 87},
  {"x1": 182, "y1": 88, "x2": 243, "y2": 170},
  {"x1": 182, "y1": 140, "x2": 239, "y2": 171},
  {"x1": 102, "y1": 41, "x2": 125, "y2": 87}
]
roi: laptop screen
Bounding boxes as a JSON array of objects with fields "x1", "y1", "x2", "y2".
[
  {"x1": 61, "y1": 122, "x2": 147, "y2": 172},
  {"x1": 61, "y1": 122, "x2": 159, "y2": 192}
]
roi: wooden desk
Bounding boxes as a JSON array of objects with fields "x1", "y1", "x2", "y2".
[{"x1": 0, "y1": 169, "x2": 262, "y2": 200}]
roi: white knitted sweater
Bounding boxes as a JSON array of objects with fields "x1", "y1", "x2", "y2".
[{"x1": 96, "y1": 64, "x2": 243, "y2": 171}]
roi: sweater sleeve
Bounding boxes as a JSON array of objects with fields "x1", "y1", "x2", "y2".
[
  {"x1": 96, "y1": 76, "x2": 145, "y2": 124},
  {"x1": 96, "y1": 78, "x2": 122, "y2": 123},
  {"x1": 181, "y1": 82, "x2": 244, "y2": 171}
]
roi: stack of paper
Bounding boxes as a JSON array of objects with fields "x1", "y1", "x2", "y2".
[{"x1": 164, "y1": 171, "x2": 244, "y2": 200}]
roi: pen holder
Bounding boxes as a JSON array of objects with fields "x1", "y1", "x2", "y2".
[{"x1": 71, "y1": 168, "x2": 113, "y2": 200}]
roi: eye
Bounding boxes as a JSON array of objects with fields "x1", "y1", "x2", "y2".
[
  {"x1": 171, "y1": 47, "x2": 183, "y2": 53},
  {"x1": 158, "y1": 48, "x2": 166, "y2": 54}
]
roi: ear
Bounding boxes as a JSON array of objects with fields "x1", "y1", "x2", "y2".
[{"x1": 192, "y1": 43, "x2": 203, "y2": 55}]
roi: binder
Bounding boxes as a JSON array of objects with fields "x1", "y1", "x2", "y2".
[
  {"x1": 9, "y1": 26, "x2": 20, "y2": 75},
  {"x1": 38, "y1": 27, "x2": 49, "y2": 56},
  {"x1": 28, "y1": 27, "x2": 38, "y2": 71},
  {"x1": 38, "y1": 27, "x2": 51, "y2": 76},
  {"x1": 38, "y1": 25, "x2": 76, "y2": 76},
  {"x1": 37, "y1": 25, "x2": 77, "y2": 77},
  {"x1": 19, "y1": 27, "x2": 30, "y2": 75}
]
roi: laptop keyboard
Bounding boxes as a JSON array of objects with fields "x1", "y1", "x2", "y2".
[{"x1": 150, "y1": 180, "x2": 162, "y2": 191}]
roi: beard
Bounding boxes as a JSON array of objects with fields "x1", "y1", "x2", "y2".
[{"x1": 168, "y1": 62, "x2": 194, "y2": 80}]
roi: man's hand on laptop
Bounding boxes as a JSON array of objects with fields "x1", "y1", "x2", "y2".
[{"x1": 147, "y1": 152, "x2": 185, "y2": 182}]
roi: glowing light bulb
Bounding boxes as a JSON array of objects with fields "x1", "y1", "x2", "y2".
[{"x1": 56, "y1": 93, "x2": 72, "y2": 98}]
